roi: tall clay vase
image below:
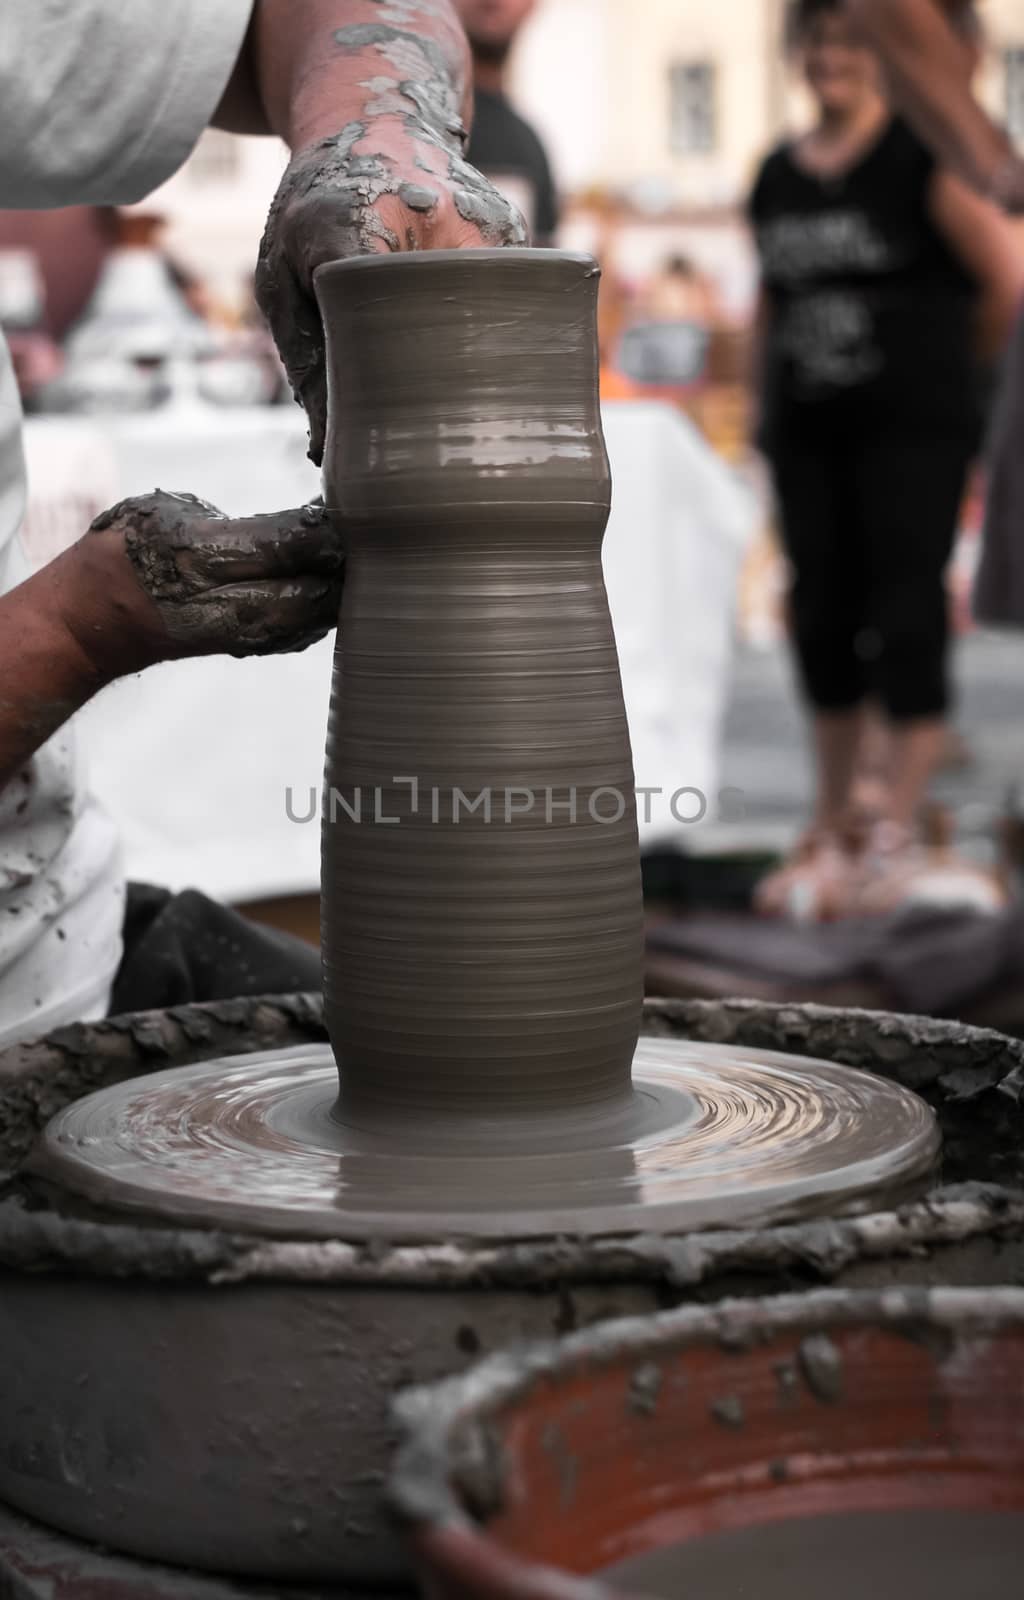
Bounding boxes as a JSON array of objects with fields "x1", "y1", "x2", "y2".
[{"x1": 314, "y1": 252, "x2": 644, "y2": 1125}]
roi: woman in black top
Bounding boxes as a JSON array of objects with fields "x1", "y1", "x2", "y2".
[{"x1": 750, "y1": 0, "x2": 1022, "y2": 919}]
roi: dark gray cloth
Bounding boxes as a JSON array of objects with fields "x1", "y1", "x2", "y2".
[
  {"x1": 975, "y1": 307, "x2": 1024, "y2": 626},
  {"x1": 648, "y1": 902, "x2": 1024, "y2": 1019},
  {"x1": 110, "y1": 883, "x2": 320, "y2": 1016}
]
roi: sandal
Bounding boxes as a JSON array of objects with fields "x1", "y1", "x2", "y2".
[
  {"x1": 754, "y1": 828, "x2": 854, "y2": 923},
  {"x1": 845, "y1": 819, "x2": 1009, "y2": 918}
]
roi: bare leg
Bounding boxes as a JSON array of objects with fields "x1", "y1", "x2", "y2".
[
  {"x1": 849, "y1": 702, "x2": 893, "y2": 817},
  {"x1": 885, "y1": 717, "x2": 947, "y2": 828},
  {"x1": 847, "y1": 713, "x2": 1006, "y2": 916},
  {"x1": 754, "y1": 703, "x2": 864, "y2": 920},
  {"x1": 812, "y1": 707, "x2": 866, "y2": 829}
]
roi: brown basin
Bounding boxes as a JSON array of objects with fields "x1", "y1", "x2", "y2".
[{"x1": 393, "y1": 1288, "x2": 1024, "y2": 1600}]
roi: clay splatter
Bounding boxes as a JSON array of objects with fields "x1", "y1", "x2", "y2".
[
  {"x1": 629, "y1": 1363, "x2": 663, "y2": 1416},
  {"x1": 711, "y1": 1394, "x2": 746, "y2": 1429},
  {"x1": 774, "y1": 1359, "x2": 801, "y2": 1409},
  {"x1": 397, "y1": 182, "x2": 438, "y2": 211},
  {"x1": 799, "y1": 1333, "x2": 844, "y2": 1403},
  {"x1": 334, "y1": 23, "x2": 464, "y2": 135},
  {"x1": 369, "y1": 0, "x2": 447, "y2": 22}
]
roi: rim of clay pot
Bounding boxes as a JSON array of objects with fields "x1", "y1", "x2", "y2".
[
  {"x1": 390, "y1": 1286, "x2": 1024, "y2": 1598},
  {"x1": 2, "y1": 998, "x2": 1022, "y2": 1286},
  {"x1": 313, "y1": 248, "x2": 598, "y2": 290}
]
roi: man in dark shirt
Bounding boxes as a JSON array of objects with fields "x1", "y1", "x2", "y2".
[{"x1": 456, "y1": 0, "x2": 560, "y2": 244}]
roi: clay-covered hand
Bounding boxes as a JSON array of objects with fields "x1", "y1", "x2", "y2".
[
  {"x1": 62, "y1": 491, "x2": 345, "y2": 680},
  {"x1": 256, "y1": 114, "x2": 527, "y2": 464}
]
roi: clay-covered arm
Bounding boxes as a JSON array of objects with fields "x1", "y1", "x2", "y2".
[
  {"x1": 849, "y1": 0, "x2": 1024, "y2": 209},
  {"x1": 929, "y1": 171, "x2": 1024, "y2": 359},
  {"x1": 225, "y1": 0, "x2": 476, "y2": 150},
  {"x1": 245, "y1": 1, "x2": 527, "y2": 464},
  {"x1": 0, "y1": 494, "x2": 344, "y2": 794},
  {"x1": 0, "y1": 562, "x2": 105, "y2": 793},
  {"x1": 214, "y1": 0, "x2": 474, "y2": 142}
]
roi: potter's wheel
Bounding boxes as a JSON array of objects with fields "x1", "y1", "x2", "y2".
[{"x1": 30, "y1": 1039, "x2": 938, "y2": 1240}]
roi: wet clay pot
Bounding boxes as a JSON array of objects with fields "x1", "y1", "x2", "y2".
[
  {"x1": 393, "y1": 1289, "x2": 1024, "y2": 1600},
  {"x1": 315, "y1": 251, "x2": 644, "y2": 1124},
  {"x1": 0, "y1": 1000, "x2": 1022, "y2": 1584},
  {"x1": 21, "y1": 249, "x2": 940, "y2": 1256}
]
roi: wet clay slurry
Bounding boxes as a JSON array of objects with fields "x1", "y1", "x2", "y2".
[
  {"x1": 314, "y1": 252, "x2": 645, "y2": 1123},
  {"x1": 395, "y1": 1290, "x2": 1024, "y2": 1599},
  {"x1": 31, "y1": 1039, "x2": 938, "y2": 1239},
  {"x1": 602, "y1": 1511, "x2": 1024, "y2": 1600}
]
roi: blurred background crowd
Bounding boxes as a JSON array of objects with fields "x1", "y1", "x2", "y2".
[{"x1": 9, "y1": 0, "x2": 1024, "y2": 1028}]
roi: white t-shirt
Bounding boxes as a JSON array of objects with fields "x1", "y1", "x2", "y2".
[{"x1": 0, "y1": 0, "x2": 254, "y2": 1047}]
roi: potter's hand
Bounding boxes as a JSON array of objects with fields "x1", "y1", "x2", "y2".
[
  {"x1": 1, "y1": 492, "x2": 342, "y2": 792},
  {"x1": 256, "y1": 115, "x2": 527, "y2": 465},
  {"x1": 67, "y1": 491, "x2": 344, "y2": 677}
]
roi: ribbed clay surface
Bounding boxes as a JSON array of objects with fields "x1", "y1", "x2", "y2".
[{"x1": 315, "y1": 252, "x2": 644, "y2": 1121}]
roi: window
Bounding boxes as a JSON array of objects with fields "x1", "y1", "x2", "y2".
[
  {"x1": 187, "y1": 131, "x2": 242, "y2": 187},
  {"x1": 669, "y1": 61, "x2": 718, "y2": 155}
]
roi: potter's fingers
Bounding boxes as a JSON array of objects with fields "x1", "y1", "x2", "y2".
[
  {"x1": 256, "y1": 252, "x2": 328, "y2": 467},
  {"x1": 303, "y1": 363, "x2": 328, "y2": 471},
  {"x1": 191, "y1": 507, "x2": 344, "y2": 583},
  {"x1": 89, "y1": 490, "x2": 225, "y2": 537},
  {"x1": 250, "y1": 505, "x2": 345, "y2": 575},
  {"x1": 214, "y1": 577, "x2": 343, "y2": 658}
]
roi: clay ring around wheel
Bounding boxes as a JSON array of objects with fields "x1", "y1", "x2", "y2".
[{"x1": 29, "y1": 1040, "x2": 939, "y2": 1242}]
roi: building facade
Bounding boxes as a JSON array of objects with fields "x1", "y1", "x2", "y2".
[{"x1": 512, "y1": 0, "x2": 1024, "y2": 204}]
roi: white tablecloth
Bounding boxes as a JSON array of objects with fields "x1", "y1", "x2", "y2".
[{"x1": 24, "y1": 401, "x2": 754, "y2": 900}]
